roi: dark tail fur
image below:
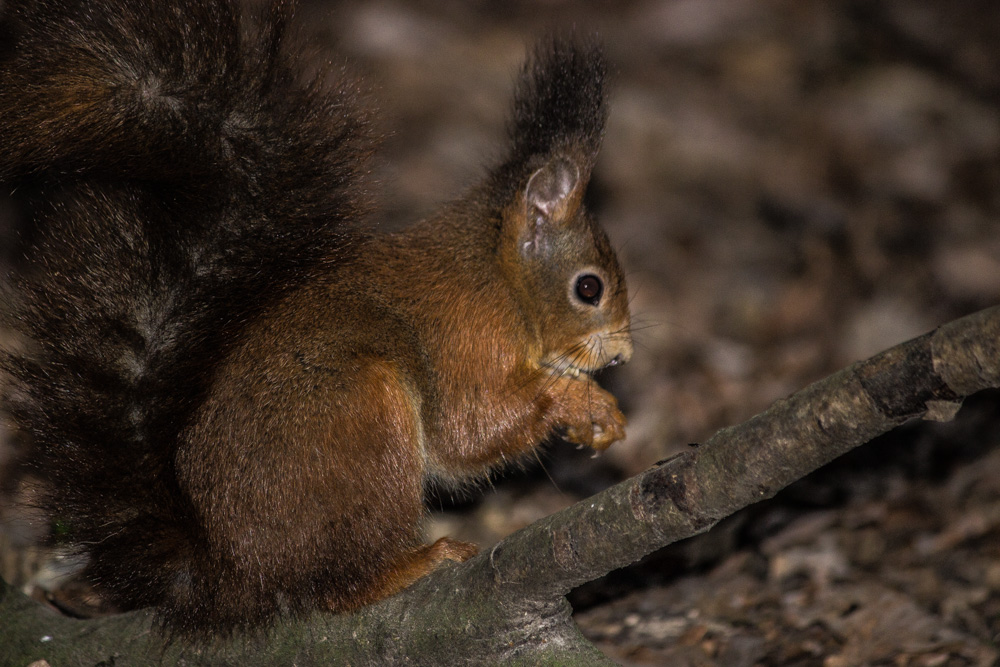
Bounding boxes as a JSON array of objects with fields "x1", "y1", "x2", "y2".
[{"x1": 0, "y1": 0, "x2": 371, "y2": 635}]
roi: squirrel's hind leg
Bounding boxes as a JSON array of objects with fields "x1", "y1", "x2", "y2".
[
  {"x1": 337, "y1": 537, "x2": 478, "y2": 610},
  {"x1": 306, "y1": 359, "x2": 476, "y2": 611}
]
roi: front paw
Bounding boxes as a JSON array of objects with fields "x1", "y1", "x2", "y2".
[{"x1": 558, "y1": 380, "x2": 627, "y2": 451}]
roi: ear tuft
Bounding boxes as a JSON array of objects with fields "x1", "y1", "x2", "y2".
[
  {"x1": 486, "y1": 35, "x2": 606, "y2": 228},
  {"x1": 508, "y1": 36, "x2": 607, "y2": 167}
]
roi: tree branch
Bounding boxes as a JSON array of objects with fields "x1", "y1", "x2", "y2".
[{"x1": 3, "y1": 305, "x2": 999, "y2": 665}]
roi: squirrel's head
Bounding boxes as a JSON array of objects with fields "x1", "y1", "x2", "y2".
[
  {"x1": 500, "y1": 150, "x2": 632, "y2": 377},
  {"x1": 495, "y1": 36, "x2": 631, "y2": 377}
]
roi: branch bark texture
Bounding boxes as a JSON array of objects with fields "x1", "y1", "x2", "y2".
[{"x1": 3, "y1": 305, "x2": 999, "y2": 665}]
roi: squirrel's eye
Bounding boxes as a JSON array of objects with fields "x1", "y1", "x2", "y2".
[{"x1": 575, "y1": 274, "x2": 603, "y2": 305}]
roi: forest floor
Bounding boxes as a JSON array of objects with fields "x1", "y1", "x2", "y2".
[{"x1": 3, "y1": 1, "x2": 1000, "y2": 665}]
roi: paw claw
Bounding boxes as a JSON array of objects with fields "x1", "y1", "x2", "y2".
[{"x1": 552, "y1": 377, "x2": 627, "y2": 451}]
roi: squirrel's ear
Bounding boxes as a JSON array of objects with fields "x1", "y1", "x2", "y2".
[
  {"x1": 521, "y1": 156, "x2": 583, "y2": 254},
  {"x1": 526, "y1": 157, "x2": 580, "y2": 220}
]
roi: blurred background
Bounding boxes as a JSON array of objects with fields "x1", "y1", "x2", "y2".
[{"x1": 3, "y1": 0, "x2": 1000, "y2": 664}]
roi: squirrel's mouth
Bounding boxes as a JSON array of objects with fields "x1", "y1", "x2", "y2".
[
  {"x1": 539, "y1": 351, "x2": 628, "y2": 379},
  {"x1": 540, "y1": 331, "x2": 633, "y2": 379}
]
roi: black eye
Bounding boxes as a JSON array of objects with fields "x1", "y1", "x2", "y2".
[{"x1": 575, "y1": 274, "x2": 603, "y2": 305}]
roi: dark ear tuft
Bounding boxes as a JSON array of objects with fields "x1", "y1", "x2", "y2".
[{"x1": 507, "y1": 35, "x2": 608, "y2": 167}]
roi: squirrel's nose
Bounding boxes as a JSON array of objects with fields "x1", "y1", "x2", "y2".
[
  {"x1": 597, "y1": 331, "x2": 633, "y2": 370},
  {"x1": 616, "y1": 336, "x2": 634, "y2": 366}
]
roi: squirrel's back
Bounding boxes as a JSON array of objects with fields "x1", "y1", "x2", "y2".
[{"x1": 1, "y1": 0, "x2": 373, "y2": 635}]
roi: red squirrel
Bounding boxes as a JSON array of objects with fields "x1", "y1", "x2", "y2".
[{"x1": 0, "y1": 0, "x2": 632, "y2": 638}]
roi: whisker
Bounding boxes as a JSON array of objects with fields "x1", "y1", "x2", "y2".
[
  {"x1": 625, "y1": 322, "x2": 662, "y2": 334},
  {"x1": 530, "y1": 449, "x2": 562, "y2": 493}
]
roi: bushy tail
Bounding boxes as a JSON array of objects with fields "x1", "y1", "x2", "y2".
[{"x1": 0, "y1": 0, "x2": 372, "y2": 634}]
